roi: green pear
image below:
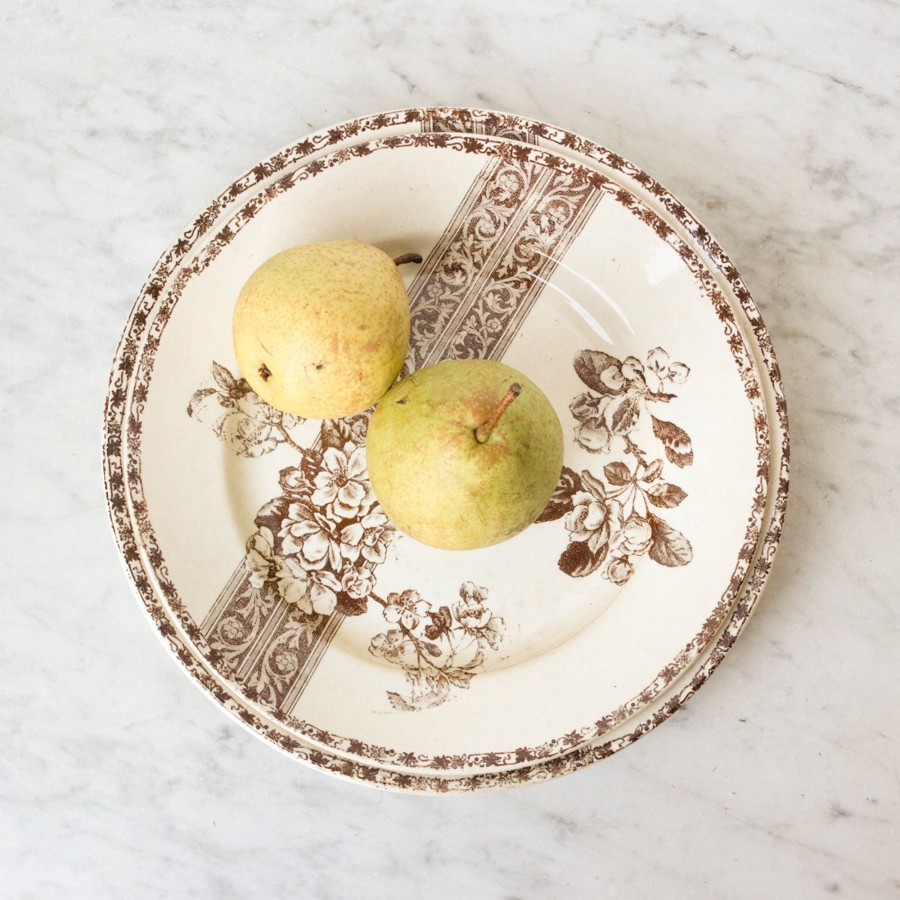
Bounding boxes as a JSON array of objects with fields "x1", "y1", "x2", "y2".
[
  {"x1": 366, "y1": 359, "x2": 564, "y2": 550},
  {"x1": 232, "y1": 240, "x2": 417, "y2": 419}
]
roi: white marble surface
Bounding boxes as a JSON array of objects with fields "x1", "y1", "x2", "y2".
[{"x1": 2, "y1": 1, "x2": 899, "y2": 897}]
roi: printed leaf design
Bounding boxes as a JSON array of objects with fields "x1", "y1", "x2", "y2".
[
  {"x1": 386, "y1": 691, "x2": 417, "y2": 712},
  {"x1": 647, "y1": 514, "x2": 693, "y2": 567},
  {"x1": 604, "y1": 461, "x2": 632, "y2": 486},
  {"x1": 643, "y1": 459, "x2": 664, "y2": 482},
  {"x1": 254, "y1": 497, "x2": 289, "y2": 534},
  {"x1": 651, "y1": 415, "x2": 694, "y2": 467},
  {"x1": 608, "y1": 391, "x2": 642, "y2": 435},
  {"x1": 580, "y1": 468, "x2": 607, "y2": 500},
  {"x1": 320, "y1": 418, "x2": 355, "y2": 450},
  {"x1": 212, "y1": 360, "x2": 242, "y2": 395},
  {"x1": 647, "y1": 482, "x2": 688, "y2": 509},
  {"x1": 445, "y1": 669, "x2": 477, "y2": 689},
  {"x1": 282, "y1": 497, "x2": 317, "y2": 524},
  {"x1": 186, "y1": 387, "x2": 218, "y2": 417},
  {"x1": 335, "y1": 591, "x2": 369, "y2": 618},
  {"x1": 390, "y1": 689, "x2": 451, "y2": 710},
  {"x1": 299, "y1": 447, "x2": 324, "y2": 486},
  {"x1": 424, "y1": 606, "x2": 453, "y2": 640},
  {"x1": 536, "y1": 466, "x2": 582, "y2": 522},
  {"x1": 559, "y1": 539, "x2": 607, "y2": 578},
  {"x1": 573, "y1": 349, "x2": 627, "y2": 396}
]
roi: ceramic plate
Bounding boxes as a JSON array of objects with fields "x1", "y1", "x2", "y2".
[{"x1": 104, "y1": 110, "x2": 788, "y2": 789}]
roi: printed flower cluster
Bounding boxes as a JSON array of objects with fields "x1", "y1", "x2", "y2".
[
  {"x1": 189, "y1": 364, "x2": 511, "y2": 712},
  {"x1": 246, "y1": 422, "x2": 395, "y2": 619},
  {"x1": 188, "y1": 366, "x2": 391, "y2": 617},
  {"x1": 187, "y1": 362, "x2": 303, "y2": 457},
  {"x1": 369, "y1": 582, "x2": 505, "y2": 711},
  {"x1": 538, "y1": 347, "x2": 694, "y2": 583}
]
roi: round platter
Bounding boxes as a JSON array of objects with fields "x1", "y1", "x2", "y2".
[{"x1": 103, "y1": 110, "x2": 788, "y2": 791}]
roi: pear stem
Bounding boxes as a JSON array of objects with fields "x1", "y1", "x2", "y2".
[
  {"x1": 475, "y1": 383, "x2": 522, "y2": 443},
  {"x1": 393, "y1": 252, "x2": 423, "y2": 266}
]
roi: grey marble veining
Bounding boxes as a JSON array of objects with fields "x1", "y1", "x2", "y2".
[{"x1": 2, "y1": 1, "x2": 899, "y2": 897}]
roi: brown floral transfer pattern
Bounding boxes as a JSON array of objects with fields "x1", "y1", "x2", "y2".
[
  {"x1": 189, "y1": 346, "x2": 694, "y2": 711},
  {"x1": 538, "y1": 346, "x2": 693, "y2": 583},
  {"x1": 101, "y1": 126, "x2": 778, "y2": 777},
  {"x1": 177, "y1": 137, "x2": 764, "y2": 729},
  {"x1": 185, "y1": 143, "x2": 612, "y2": 715},
  {"x1": 189, "y1": 364, "x2": 508, "y2": 711},
  {"x1": 370, "y1": 582, "x2": 504, "y2": 711}
]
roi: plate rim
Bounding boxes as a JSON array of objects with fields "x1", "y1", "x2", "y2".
[{"x1": 102, "y1": 108, "x2": 789, "y2": 790}]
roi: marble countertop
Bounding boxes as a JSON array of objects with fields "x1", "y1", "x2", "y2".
[{"x1": 3, "y1": 1, "x2": 898, "y2": 897}]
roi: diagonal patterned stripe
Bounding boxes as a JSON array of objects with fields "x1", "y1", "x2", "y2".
[{"x1": 200, "y1": 139, "x2": 606, "y2": 715}]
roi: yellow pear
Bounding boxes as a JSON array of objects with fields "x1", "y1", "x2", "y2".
[{"x1": 232, "y1": 240, "x2": 416, "y2": 419}]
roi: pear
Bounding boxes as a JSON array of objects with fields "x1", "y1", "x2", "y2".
[
  {"x1": 232, "y1": 240, "x2": 418, "y2": 419},
  {"x1": 366, "y1": 359, "x2": 564, "y2": 550}
]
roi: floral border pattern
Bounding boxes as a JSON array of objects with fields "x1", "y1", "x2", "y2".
[{"x1": 101, "y1": 111, "x2": 788, "y2": 788}]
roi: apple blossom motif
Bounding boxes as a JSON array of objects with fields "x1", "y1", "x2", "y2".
[
  {"x1": 280, "y1": 504, "x2": 343, "y2": 571},
  {"x1": 606, "y1": 556, "x2": 635, "y2": 586},
  {"x1": 274, "y1": 555, "x2": 311, "y2": 608},
  {"x1": 620, "y1": 516, "x2": 653, "y2": 556},
  {"x1": 569, "y1": 393, "x2": 612, "y2": 453},
  {"x1": 187, "y1": 362, "x2": 303, "y2": 458},
  {"x1": 564, "y1": 486, "x2": 614, "y2": 557},
  {"x1": 192, "y1": 368, "x2": 399, "y2": 623},
  {"x1": 384, "y1": 590, "x2": 432, "y2": 631},
  {"x1": 369, "y1": 583, "x2": 506, "y2": 712},
  {"x1": 258, "y1": 433, "x2": 394, "y2": 617},
  {"x1": 245, "y1": 526, "x2": 277, "y2": 588},
  {"x1": 538, "y1": 347, "x2": 695, "y2": 584},
  {"x1": 312, "y1": 445, "x2": 373, "y2": 519},
  {"x1": 453, "y1": 581, "x2": 491, "y2": 630},
  {"x1": 339, "y1": 510, "x2": 391, "y2": 565},
  {"x1": 341, "y1": 566, "x2": 376, "y2": 601},
  {"x1": 369, "y1": 629, "x2": 415, "y2": 667},
  {"x1": 192, "y1": 364, "x2": 497, "y2": 709},
  {"x1": 646, "y1": 347, "x2": 690, "y2": 388}
]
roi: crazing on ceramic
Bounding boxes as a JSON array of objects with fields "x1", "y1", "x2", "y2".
[{"x1": 103, "y1": 109, "x2": 789, "y2": 791}]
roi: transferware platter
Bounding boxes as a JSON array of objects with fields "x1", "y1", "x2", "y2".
[{"x1": 103, "y1": 109, "x2": 788, "y2": 791}]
